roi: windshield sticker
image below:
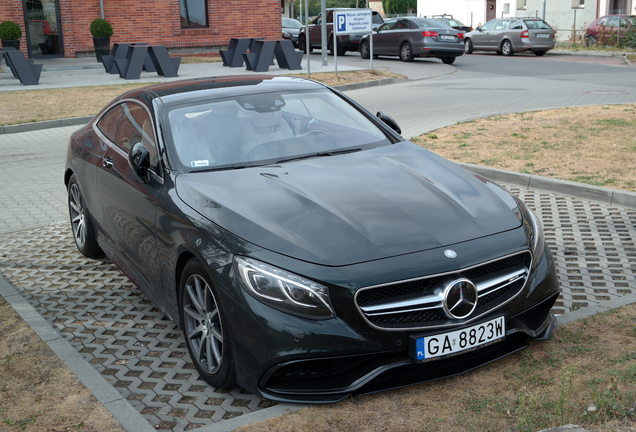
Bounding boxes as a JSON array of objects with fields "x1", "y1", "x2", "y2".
[{"x1": 191, "y1": 160, "x2": 210, "y2": 168}]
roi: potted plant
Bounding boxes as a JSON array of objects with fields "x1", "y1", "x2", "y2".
[
  {"x1": 90, "y1": 18, "x2": 113, "y2": 62},
  {"x1": 0, "y1": 21, "x2": 22, "y2": 50}
]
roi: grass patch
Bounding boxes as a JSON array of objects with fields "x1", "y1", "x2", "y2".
[
  {"x1": 0, "y1": 70, "x2": 403, "y2": 126},
  {"x1": 412, "y1": 105, "x2": 636, "y2": 191},
  {"x1": 0, "y1": 297, "x2": 123, "y2": 432},
  {"x1": 238, "y1": 305, "x2": 636, "y2": 432}
]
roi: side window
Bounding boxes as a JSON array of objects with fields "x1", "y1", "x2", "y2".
[
  {"x1": 597, "y1": 17, "x2": 608, "y2": 26},
  {"x1": 481, "y1": 20, "x2": 496, "y2": 30},
  {"x1": 510, "y1": 21, "x2": 523, "y2": 30},
  {"x1": 379, "y1": 20, "x2": 396, "y2": 31},
  {"x1": 115, "y1": 103, "x2": 160, "y2": 172},
  {"x1": 494, "y1": 20, "x2": 507, "y2": 30},
  {"x1": 96, "y1": 104, "x2": 124, "y2": 142},
  {"x1": 606, "y1": 16, "x2": 619, "y2": 27},
  {"x1": 395, "y1": 19, "x2": 409, "y2": 30}
]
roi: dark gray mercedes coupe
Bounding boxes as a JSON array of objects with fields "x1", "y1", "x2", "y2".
[{"x1": 64, "y1": 76, "x2": 560, "y2": 403}]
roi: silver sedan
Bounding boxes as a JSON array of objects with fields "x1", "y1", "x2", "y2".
[{"x1": 464, "y1": 18, "x2": 555, "y2": 56}]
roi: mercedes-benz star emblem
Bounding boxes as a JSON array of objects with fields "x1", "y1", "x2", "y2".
[
  {"x1": 442, "y1": 278, "x2": 478, "y2": 320},
  {"x1": 444, "y1": 249, "x2": 457, "y2": 259}
]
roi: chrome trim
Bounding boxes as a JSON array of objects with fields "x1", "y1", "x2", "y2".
[
  {"x1": 353, "y1": 250, "x2": 533, "y2": 332},
  {"x1": 475, "y1": 267, "x2": 527, "y2": 293}
]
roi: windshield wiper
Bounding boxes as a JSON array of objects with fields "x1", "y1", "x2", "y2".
[{"x1": 274, "y1": 148, "x2": 362, "y2": 164}]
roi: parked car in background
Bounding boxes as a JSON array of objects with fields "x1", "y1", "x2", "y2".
[
  {"x1": 430, "y1": 14, "x2": 473, "y2": 32},
  {"x1": 298, "y1": 9, "x2": 384, "y2": 55},
  {"x1": 282, "y1": 17, "x2": 304, "y2": 47},
  {"x1": 359, "y1": 17, "x2": 465, "y2": 64},
  {"x1": 584, "y1": 14, "x2": 636, "y2": 46},
  {"x1": 464, "y1": 17, "x2": 555, "y2": 56},
  {"x1": 65, "y1": 75, "x2": 559, "y2": 403}
]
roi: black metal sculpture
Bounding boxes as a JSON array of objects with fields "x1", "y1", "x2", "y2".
[
  {"x1": 1, "y1": 49, "x2": 42, "y2": 86},
  {"x1": 147, "y1": 46, "x2": 181, "y2": 77}
]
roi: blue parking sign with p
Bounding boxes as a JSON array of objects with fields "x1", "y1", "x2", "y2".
[{"x1": 337, "y1": 14, "x2": 346, "y2": 32}]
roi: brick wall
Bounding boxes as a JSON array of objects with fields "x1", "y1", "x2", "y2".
[{"x1": 2, "y1": 0, "x2": 281, "y2": 57}]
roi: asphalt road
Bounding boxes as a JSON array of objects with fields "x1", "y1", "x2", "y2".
[{"x1": 336, "y1": 52, "x2": 636, "y2": 137}]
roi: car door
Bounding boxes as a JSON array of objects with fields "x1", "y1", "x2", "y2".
[
  {"x1": 373, "y1": 19, "x2": 397, "y2": 54},
  {"x1": 95, "y1": 101, "x2": 164, "y2": 298},
  {"x1": 491, "y1": 19, "x2": 509, "y2": 48},
  {"x1": 392, "y1": 19, "x2": 413, "y2": 54},
  {"x1": 472, "y1": 19, "x2": 496, "y2": 48}
]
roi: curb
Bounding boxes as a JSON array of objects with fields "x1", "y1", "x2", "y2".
[
  {"x1": 333, "y1": 77, "x2": 407, "y2": 91},
  {"x1": 550, "y1": 49, "x2": 631, "y2": 57},
  {"x1": 0, "y1": 116, "x2": 92, "y2": 135},
  {"x1": 462, "y1": 163, "x2": 636, "y2": 209}
]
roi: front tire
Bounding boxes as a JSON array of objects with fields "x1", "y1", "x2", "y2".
[
  {"x1": 441, "y1": 57, "x2": 456, "y2": 65},
  {"x1": 328, "y1": 39, "x2": 346, "y2": 56},
  {"x1": 399, "y1": 42, "x2": 414, "y2": 62},
  {"x1": 585, "y1": 35, "x2": 597, "y2": 47},
  {"x1": 501, "y1": 39, "x2": 514, "y2": 56},
  {"x1": 180, "y1": 259, "x2": 236, "y2": 389},
  {"x1": 298, "y1": 37, "x2": 311, "y2": 54},
  {"x1": 464, "y1": 38, "x2": 473, "y2": 54},
  {"x1": 67, "y1": 174, "x2": 102, "y2": 258},
  {"x1": 360, "y1": 40, "x2": 370, "y2": 59}
]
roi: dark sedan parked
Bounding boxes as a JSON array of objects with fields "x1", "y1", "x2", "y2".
[
  {"x1": 65, "y1": 76, "x2": 559, "y2": 403},
  {"x1": 282, "y1": 17, "x2": 303, "y2": 47},
  {"x1": 360, "y1": 17, "x2": 465, "y2": 64}
]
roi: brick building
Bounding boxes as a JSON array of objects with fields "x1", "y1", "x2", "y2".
[{"x1": 0, "y1": 0, "x2": 281, "y2": 58}]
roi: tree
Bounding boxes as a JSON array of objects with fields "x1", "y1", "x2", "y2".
[{"x1": 382, "y1": 0, "x2": 416, "y2": 15}]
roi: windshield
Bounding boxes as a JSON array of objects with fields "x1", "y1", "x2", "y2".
[
  {"x1": 412, "y1": 18, "x2": 450, "y2": 28},
  {"x1": 166, "y1": 90, "x2": 391, "y2": 171},
  {"x1": 524, "y1": 19, "x2": 551, "y2": 29},
  {"x1": 282, "y1": 18, "x2": 303, "y2": 29}
]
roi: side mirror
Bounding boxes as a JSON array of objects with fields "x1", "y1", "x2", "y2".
[
  {"x1": 376, "y1": 111, "x2": 401, "y2": 135},
  {"x1": 129, "y1": 142, "x2": 150, "y2": 181},
  {"x1": 477, "y1": 26, "x2": 482, "y2": 31}
]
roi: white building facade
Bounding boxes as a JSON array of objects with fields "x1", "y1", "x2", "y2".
[{"x1": 417, "y1": 0, "x2": 635, "y2": 39}]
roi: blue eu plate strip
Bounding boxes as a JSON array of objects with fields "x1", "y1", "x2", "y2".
[{"x1": 416, "y1": 337, "x2": 425, "y2": 360}]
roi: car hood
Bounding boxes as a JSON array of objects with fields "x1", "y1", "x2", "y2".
[{"x1": 175, "y1": 142, "x2": 521, "y2": 266}]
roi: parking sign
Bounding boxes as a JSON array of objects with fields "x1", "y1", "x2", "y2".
[{"x1": 333, "y1": 9, "x2": 372, "y2": 35}]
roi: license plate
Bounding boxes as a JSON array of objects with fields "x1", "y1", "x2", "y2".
[
  {"x1": 439, "y1": 35, "x2": 455, "y2": 41},
  {"x1": 412, "y1": 316, "x2": 505, "y2": 362},
  {"x1": 536, "y1": 33, "x2": 549, "y2": 38}
]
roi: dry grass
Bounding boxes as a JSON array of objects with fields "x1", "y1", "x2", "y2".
[
  {"x1": 0, "y1": 70, "x2": 402, "y2": 127},
  {"x1": 239, "y1": 305, "x2": 636, "y2": 432},
  {"x1": 179, "y1": 55, "x2": 223, "y2": 64},
  {"x1": 0, "y1": 297, "x2": 123, "y2": 432},
  {"x1": 291, "y1": 70, "x2": 405, "y2": 87},
  {"x1": 413, "y1": 104, "x2": 636, "y2": 191}
]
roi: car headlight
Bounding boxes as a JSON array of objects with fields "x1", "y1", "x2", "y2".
[
  {"x1": 234, "y1": 256, "x2": 335, "y2": 319},
  {"x1": 282, "y1": 31, "x2": 291, "y2": 39},
  {"x1": 516, "y1": 199, "x2": 545, "y2": 265}
]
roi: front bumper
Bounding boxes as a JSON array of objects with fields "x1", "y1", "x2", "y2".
[{"x1": 216, "y1": 238, "x2": 560, "y2": 403}]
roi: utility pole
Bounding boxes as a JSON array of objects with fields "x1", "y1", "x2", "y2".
[{"x1": 321, "y1": 0, "x2": 328, "y2": 66}]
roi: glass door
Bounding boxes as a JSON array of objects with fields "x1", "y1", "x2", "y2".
[{"x1": 23, "y1": 0, "x2": 63, "y2": 57}]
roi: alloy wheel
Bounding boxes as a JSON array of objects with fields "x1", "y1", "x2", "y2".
[
  {"x1": 68, "y1": 183, "x2": 86, "y2": 250},
  {"x1": 182, "y1": 274, "x2": 224, "y2": 374},
  {"x1": 400, "y1": 43, "x2": 412, "y2": 61}
]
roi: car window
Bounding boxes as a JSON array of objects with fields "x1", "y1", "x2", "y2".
[
  {"x1": 619, "y1": 17, "x2": 634, "y2": 26},
  {"x1": 166, "y1": 90, "x2": 391, "y2": 171},
  {"x1": 597, "y1": 17, "x2": 608, "y2": 26},
  {"x1": 448, "y1": 19, "x2": 463, "y2": 27},
  {"x1": 282, "y1": 18, "x2": 303, "y2": 29},
  {"x1": 494, "y1": 20, "x2": 508, "y2": 30},
  {"x1": 378, "y1": 19, "x2": 397, "y2": 31},
  {"x1": 510, "y1": 20, "x2": 523, "y2": 30},
  {"x1": 524, "y1": 19, "x2": 551, "y2": 29},
  {"x1": 395, "y1": 19, "x2": 411, "y2": 30},
  {"x1": 606, "y1": 16, "x2": 619, "y2": 27},
  {"x1": 372, "y1": 13, "x2": 384, "y2": 24},
  {"x1": 115, "y1": 102, "x2": 160, "y2": 171},
  {"x1": 481, "y1": 20, "x2": 496, "y2": 31},
  {"x1": 412, "y1": 18, "x2": 446, "y2": 28},
  {"x1": 96, "y1": 104, "x2": 124, "y2": 142}
]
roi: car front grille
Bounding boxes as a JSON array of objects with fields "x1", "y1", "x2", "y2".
[{"x1": 355, "y1": 251, "x2": 532, "y2": 330}]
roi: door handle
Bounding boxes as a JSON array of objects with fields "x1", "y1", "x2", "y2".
[{"x1": 102, "y1": 157, "x2": 113, "y2": 169}]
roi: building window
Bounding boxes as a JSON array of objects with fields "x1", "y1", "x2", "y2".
[
  {"x1": 571, "y1": 0, "x2": 585, "y2": 8},
  {"x1": 516, "y1": 0, "x2": 527, "y2": 10},
  {"x1": 503, "y1": 3, "x2": 510, "y2": 13},
  {"x1": 180, "y1": 0, "x2": 208, "y2": 28}
]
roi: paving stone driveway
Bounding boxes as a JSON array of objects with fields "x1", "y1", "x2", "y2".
[{"x1": 0, "y1": 184, "x2": 634, "y2": 431}]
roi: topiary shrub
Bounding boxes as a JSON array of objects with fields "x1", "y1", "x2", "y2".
[
  {"x1": 0, "y1": 21, "x2": 22, "y2": 41},
  {"x1": 90, "y1": 18, "x2": 113, "y2": 38}
]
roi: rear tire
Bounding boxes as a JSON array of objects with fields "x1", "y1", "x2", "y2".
[
  {"x1": 360, "y1": 40, "x2": 370, "y2": 59},
  {"x1": 464, "y1": 38, "x2": 473, "y2": 54},
  {"x1": 533, "y1": 50, "x2": 547, "y2": 56},
  {"x1": 441, "y1": 57, "x2": 456, "y2": 65},
  {"x1": 328, "y1": 39, "x2": 346, "y2": 56},
  {"x1": 67, "y1": 174, "x2": 102, "y2": 258},
  {"x1": 298, "y1": 37, "x2": 311, "y2": 54},
  {"x1": 180, "y1": 259, "x2": 236, "y2": 389},
  {"x1": 501, "y1": 39, "x2": 514, "y2": 56},
  {"x1": 399, "y1": 41, "x2": 414, "y2": 62}
]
